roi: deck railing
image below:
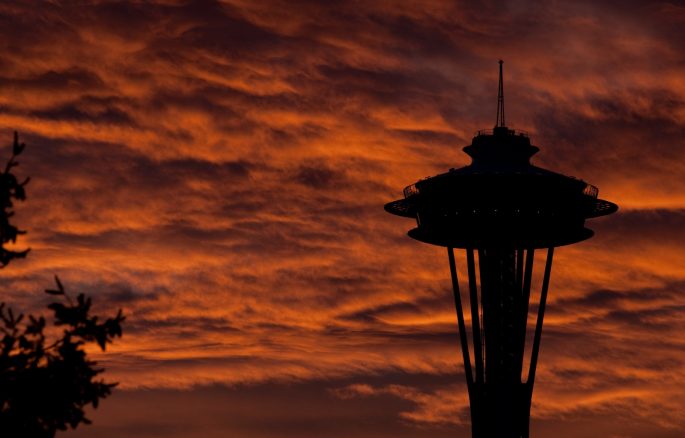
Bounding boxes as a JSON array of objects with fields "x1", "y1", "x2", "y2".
[
  {"x1": 475, "y1": 128, "x2": 529, "y2": 137},
  {"x1": 583, "y1": 184, "x2": 598, "y2": 198},
  {"x1": 403, "y1": 184, "x2": 419, "y2": 198}
]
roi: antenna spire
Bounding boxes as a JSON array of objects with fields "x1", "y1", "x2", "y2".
[{"x1": 496, "y1": 60, "x2": 505, "y2": 128}]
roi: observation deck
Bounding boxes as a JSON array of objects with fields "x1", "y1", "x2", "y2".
[{"x1": 385, "y1": 127, "x2": 617, "y2": 249}]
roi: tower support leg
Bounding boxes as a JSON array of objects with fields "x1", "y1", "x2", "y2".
[{"x1": 447, "y1": 248, "x2": 474, "y2": 390}]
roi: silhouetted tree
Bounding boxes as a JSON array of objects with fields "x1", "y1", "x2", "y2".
[
  {"x1": 0, "y1": 133, "x2": 124, "y2": 437},
  {"x1": 0, "y1": 132, "x2": 30, "y2": 267}
]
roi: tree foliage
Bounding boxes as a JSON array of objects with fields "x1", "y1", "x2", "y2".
[
  {"x1": 0, "y1": 132, "x2": 30, "y2": 267},
  {"x1": 0, "y1": 133, "x2": 124, "y2": 437}
]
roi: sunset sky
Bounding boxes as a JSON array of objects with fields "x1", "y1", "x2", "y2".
[{"x1": 1, "y1": 0, "x2": 684, "y2": 436}]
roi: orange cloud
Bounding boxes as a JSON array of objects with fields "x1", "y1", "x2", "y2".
[{"x1": 0, "y1": 0, "x2": 683, "y2": 436}]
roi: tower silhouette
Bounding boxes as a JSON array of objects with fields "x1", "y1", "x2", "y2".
[{"x1": 384, "y1": 61, "x2": 617, "y2": 438}]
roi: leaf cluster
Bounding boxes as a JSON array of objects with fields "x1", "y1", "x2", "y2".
[{"x1": 0, "y1": 277, "x2": 125, "y2": 436}]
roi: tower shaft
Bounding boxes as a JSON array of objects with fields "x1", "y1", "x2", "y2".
[
  {"x1": 481, "y1": 249, "x2": 523, "y2": 383},
  {"x1": 478, "y1": 249, "x2": 528, "y2": 438},
  {"x1": 449, "y1": 248, "x2": 554, "y2": 438}
]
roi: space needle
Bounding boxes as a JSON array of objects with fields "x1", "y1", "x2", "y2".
[{"x1": 385, "y1": 61, "x2": 617, "y2": 437}]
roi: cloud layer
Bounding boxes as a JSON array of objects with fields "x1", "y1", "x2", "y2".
[{"x1": 0, "y1": 0, "x2": 683, "y2": 436}]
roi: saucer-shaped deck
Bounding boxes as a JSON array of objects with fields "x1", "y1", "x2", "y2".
[{"x1": 385, "y1": 127, "x2": 618, "y2": 249}]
